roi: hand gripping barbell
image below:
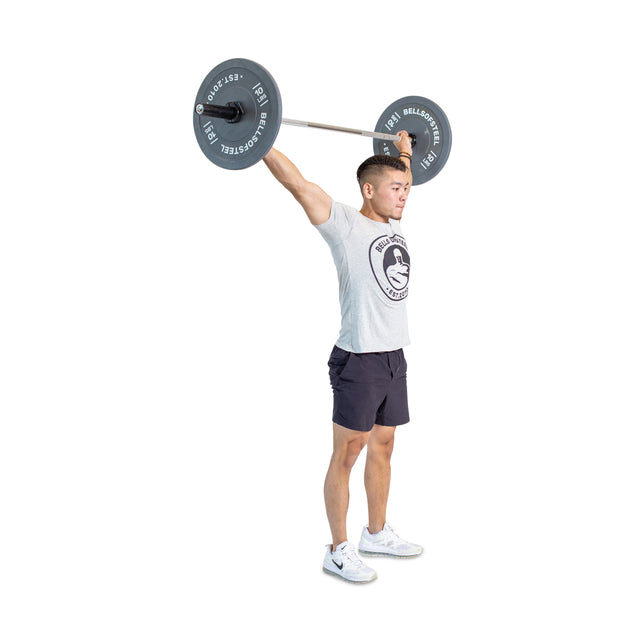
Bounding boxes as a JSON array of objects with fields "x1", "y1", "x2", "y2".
[{"x1": 193, "y1": 58, "x2": 452, "y2": 185}]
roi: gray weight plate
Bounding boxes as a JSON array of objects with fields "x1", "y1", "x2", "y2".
[
  {"x1": 193, "y1": 58, "x2": 282, "y2": 170},
  {"x1": 373, "y1": 96, "x2": 452, "y2": 185}
]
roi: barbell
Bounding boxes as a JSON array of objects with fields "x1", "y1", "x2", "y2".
[{"x1": 192, "y1": 58, "x2": 452, "y2": 185}]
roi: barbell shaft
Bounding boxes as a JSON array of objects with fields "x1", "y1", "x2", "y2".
[
  {"x1": 195, "y1": 102, "x2": 402, "y2": 143},
  {"x1": 281, "y1": 118, "x2": 401, "y2": 142}
]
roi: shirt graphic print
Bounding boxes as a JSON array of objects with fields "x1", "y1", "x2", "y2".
[{"x1": 369, "y1": 234, "x2": 410, "y2": 301}]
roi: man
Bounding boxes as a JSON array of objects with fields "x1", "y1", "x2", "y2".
[{"x1": 263, "y1": 132, "x2": 422, "y2": 583}]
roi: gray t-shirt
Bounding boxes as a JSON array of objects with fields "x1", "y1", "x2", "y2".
[{"x1": 315, "y1": 201, "x2": 410, "y2": 353}]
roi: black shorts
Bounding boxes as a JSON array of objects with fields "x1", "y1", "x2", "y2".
[{"x1": 327, "y1": 345, "x2": 410, "y2": 432}]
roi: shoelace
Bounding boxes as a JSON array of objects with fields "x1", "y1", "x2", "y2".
[
  {"x1": 371, "y1": 523, "x2": 403, "y2": 547},
  {"x1": 341, "y1": 543, "x2": 367, "y2": 567},
  {"x1": 384, "y1": 523, "x2": 399, "y2": 541}
]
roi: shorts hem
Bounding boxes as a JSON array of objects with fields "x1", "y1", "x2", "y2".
[{"x1": 333, "y1": 417, "x2": 410, "y2": 432}]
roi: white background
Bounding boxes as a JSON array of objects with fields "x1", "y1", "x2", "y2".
[{"x1": 1, "y1": 1, "x2": 639, "y2": 638}]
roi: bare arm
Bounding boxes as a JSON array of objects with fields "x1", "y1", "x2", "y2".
[
  {"x1": 263, "y1": 148, "x2": 332, "y2": 225},
  {"x1": 395, "y1": 130, "x2": 414, "y2": 188}
]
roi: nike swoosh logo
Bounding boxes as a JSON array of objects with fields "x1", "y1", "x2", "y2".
[{"x1": 332, "y1": 559, "x2": 344, "y2": 570}]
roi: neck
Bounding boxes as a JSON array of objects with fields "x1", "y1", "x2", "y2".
[{"x1": 360, "y1": 202, "x2": 391, "y2": 224}]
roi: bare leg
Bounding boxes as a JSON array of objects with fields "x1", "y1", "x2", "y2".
[
  {"x1": 364, "y1": 425, "x2": 396, "y2": 534},
  {"x1": 324, "y1": 423, "x2": 370, "y2": 550}
]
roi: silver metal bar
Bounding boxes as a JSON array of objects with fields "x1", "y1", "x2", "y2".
[{"x1": 281, "y1": 117, "x2": 401, "y2": 142}]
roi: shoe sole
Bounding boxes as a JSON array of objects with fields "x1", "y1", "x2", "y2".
[
  {"x1": 322, "y1": 566, "x2": 377, "y2": 584},
  {"x1": 358, "y1": 548, "x2": 423, "y2": 558}
]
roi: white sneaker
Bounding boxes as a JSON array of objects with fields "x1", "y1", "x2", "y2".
[
  {"x1": 358, "y1": 523, "x2": 423, "y2": 557},
  {"x1": 322, "y1": 541, "x2": 377, "y2": 583}
]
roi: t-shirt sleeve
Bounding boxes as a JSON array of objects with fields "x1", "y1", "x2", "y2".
[{"x1": 314, "y1": 201, "x2": 355, "y2": 247}]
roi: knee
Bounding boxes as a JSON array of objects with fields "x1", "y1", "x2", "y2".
[
  {"x1": 368, "y1": 434, "x2": 395, "y2": 461},
  {"x1": 348, "y1": 437, "x2": 368, "y2": 464},
  {"x1": 336, "y1": 435, "x2": 368, "y2": 470}
]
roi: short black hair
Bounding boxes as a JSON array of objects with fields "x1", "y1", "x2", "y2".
[{"x1": 356, "y1": 155, "x2": 408, "y2": 189}]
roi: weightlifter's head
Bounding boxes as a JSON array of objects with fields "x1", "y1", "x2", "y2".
[
  {"x1": 357, "y1": 155, "x2": 407, "y2": 191},
  {"x1": 357, "y1": 155, "x2": 410, "y2": 221}
]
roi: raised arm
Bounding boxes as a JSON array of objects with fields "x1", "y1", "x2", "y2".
[
  {"x1": 395, "y1": 130, "x2": 414, "y2": 187},
  {"x1": 263, "y1": 148, "x2": 332, "y2": 226}
]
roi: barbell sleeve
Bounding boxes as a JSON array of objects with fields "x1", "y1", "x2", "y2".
[{"x1": 195, "y1": 102, "x2": 244, "y2": 123}]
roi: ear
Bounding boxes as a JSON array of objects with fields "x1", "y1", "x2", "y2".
[{"x1": 362, "y1": 182, "x2": 374, "y2": 200}]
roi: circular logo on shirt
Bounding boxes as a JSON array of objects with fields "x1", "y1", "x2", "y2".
[{"x1": 369, "y1": 234, "x2": 410, "y2": 301}]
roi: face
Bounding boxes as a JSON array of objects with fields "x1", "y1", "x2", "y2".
[{"x1": 363, "y1": 169, "x2": 410, "y2": 222}]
